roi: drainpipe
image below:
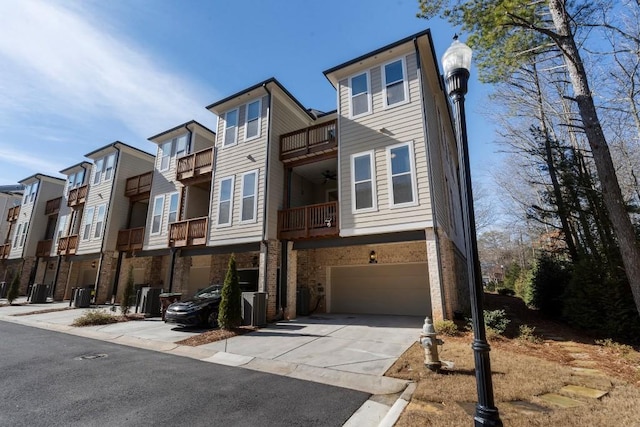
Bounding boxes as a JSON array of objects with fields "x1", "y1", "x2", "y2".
[
  {"x1": 51, "y1": 255, "x2": 63, "y2": 300},
  {"x1": 168, "y1": 247, "x2": 177, "y2": 292},
  {"x1": 111, "y1": 252, "x2": 124, "y2": 303}
]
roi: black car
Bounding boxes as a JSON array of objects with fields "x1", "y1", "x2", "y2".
[{"x1": 164, "y1": 285, "x2": 222, "y2": 328}]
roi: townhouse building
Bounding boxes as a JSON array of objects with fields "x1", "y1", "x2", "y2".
[{"x1": 0, "y1": 189, "x2": 23, "y2": 283}]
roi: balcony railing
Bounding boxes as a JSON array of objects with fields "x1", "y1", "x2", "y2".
[
  {"x1": 125, "y1": 171, "x2": 153, "y2": 200},
  {"x1": 176, "y1": 147, "x2": 214, "y2": 183},
  {"x1": 117, "y1": 227, "x2": 144, "y2": 252},
  {"x1": 67, "y1": 184, "x2": 88, "y2": 207},
  {"x1": 7, "y1": 205, "x2": 20, "y2": 222},
  {"x1": 280, "y1": 119, "x2": 337, "y2": 162},
  {"x1": 278, "y1": 201, "x2": 339, "y2": 240},
  {"x1": 36, "y1": 239, "x2": 53, "y2": 257},
  {"x1": 57, "y1": 235, "x2": 78, "y2": 255},
  {"x1": 169, "y1": 217, "x2": 208, "y2": 247},
  {"x1": 0, "y1": 243, "x2": 10, "y2": 259},
  {"x1": 45, "y1": 197, "x2": 62, "y2": 215}
]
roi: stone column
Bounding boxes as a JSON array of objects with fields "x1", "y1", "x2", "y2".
[
  {"x1": 19, "y1": 256, "x2": 36, "y2": 296},
  {"x1": 284, "y1": 241, "x2": 297, "y2": 320},
  {"x1": 95, "y1": 251, "x2": 116, "y2": 304},
  {"x1": 172, "y1": 255, "x2": 191, "y2": 294},
  {"x1": 34, "y1": 258, "x2": 47, "y2": 284},
  {"x1": 425, "y1": 229, "x2": 446, "y2": 321},
  {"x1": 260, "y1": 239, "x2": 280, "y2": 320}
]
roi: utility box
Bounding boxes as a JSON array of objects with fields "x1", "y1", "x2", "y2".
[
  {"x1": 242, "y1": 292, "x2": 267, "y2": 327},
  {"x1": 30, "y1": 283, "x2": 49, "y2": 303},
  {"x1": 138, "y1": 287, "x2": 162, "y2": 317},
  {"x1": 296, "y1": 287, "x2": 310, "y2": 316}
]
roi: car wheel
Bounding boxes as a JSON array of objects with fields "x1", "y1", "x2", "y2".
[{"x1": 206, "y1": 310, "x2": 219, "y2": 329}]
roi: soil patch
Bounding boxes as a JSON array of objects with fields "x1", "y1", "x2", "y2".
[{"x1": 176, "y1": 326, "x2": 257, "y2": 346}]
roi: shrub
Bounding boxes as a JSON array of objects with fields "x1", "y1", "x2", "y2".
[
  {"x1": 6, "y1": 273, "x2": 21, "y2": 305},
  {"x1": 595, "y1": 338, "x2": 633, "y2": 356},
  {"x1": 526, "y1": 253, "x2": 570, "y2": 317},
  {"x1": 72, "y1": 310, "x2": 118, "y2": 326},
  {"x1": 496, "y1": 288, "x2": 515, "y2": 296},
  {"x1": 518, "y1": 324, "x2": 542, "y2": 344},
  {"x1": 483, "y1": 309, "x2": 510, "y2": 335},
  {"x1": 434, "y1": 320, "x2": 459, "y2": 336},
  {"x1": 120, "y1": 265, "x2": 135, "y2": 316},
  {"x1": 218, "y1": 254, "x2": 242, "y2": 330},
  {"x1": 502, "y1": 262, "x2": 521, "y2": 291}
]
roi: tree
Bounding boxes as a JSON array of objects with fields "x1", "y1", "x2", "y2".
[
  {"x1": 120, "y1": 265, "x2": 135, "y2": 316},
  {"x1": 6, "y1": 273, "x2": 20, "y2": 305},
  {"x1": 218, "y1": 254, "x2": 242, "y2": 330},
  {"x1": 418, "y1": 0, "x2": 640, "y2": 316}
]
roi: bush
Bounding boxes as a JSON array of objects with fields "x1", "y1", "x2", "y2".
[
  {"x1": 120, "y1": 265, "x2": 135, "y2": 316},
  {"x1": 496, "y1": 288, "x2": 515, "y2": 296},
  {"x1": 6, "y1": 273, "x2": 21, "y2": 304},
  {"x1": 483, "y1": 309, "x2": 510, "y2": 335},
  {"x1": 518, "y1": 324, "x2": 542, "y2": 344},
  {"x1": 434, "y1": 320, "x2": 459, "y2": 336},
  {"x1": 218, "y1": 254, "x2": 242, "y2": 330},
  {"x1": 502, "y1": 262, "x2": 521, "y2": 291},
  {"x1": 526, "y1": 253, "x2": 570, "y2": 317},
  {"x1": 72, "y1": 310, "x2": 118, "y2": 326}
]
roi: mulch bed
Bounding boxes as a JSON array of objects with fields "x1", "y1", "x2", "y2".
[{"x1": 176, "y1": 326, "x2": 257, "y2": 346}]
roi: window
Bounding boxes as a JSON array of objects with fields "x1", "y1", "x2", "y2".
[
  {"x1": 223, "y1": 109, "x2": 238, "y2": 147},
  {"x1": 244, "y1": 100, "x2": 261, "y2": 140},
  {"x1": 151, "y1": 195, "x2": 165, "y2": 235},
  {"x1": 240, "y1": 171, "x2": 257, "y2": 222},
  {"x1": 350, "y1": 72, "x2": 371, "y2": 117},
  {"x1": 175, "y1": 135, "x2": 188, "y2": 158},
  {"x1": 28, "y1": 182, "x2": 39, "y2": 203},
  {"x1": 82, "y1": 207, "x2": 94, "y2": 240},
  {"x1": 351, "y1": 151, "x2": 376, "y2": 212},
  {"x1": 68, "y1": 170, "x2": 85, "y2": 189},
  {"x1": 217, "y1": 176, "x2": 234, "y2": 226},
  {"x1": 94, "y1": 204, "x2": 106, "y2": 238},
  {"x1": 56, "y1": 215, "x2": 67, "y2": 242},
  {"x1": 159, "y1": 141, "x2": 171, "y2": 171},
  {"x1": 93, "y1": 159, "x2": 103, "y2": 184},
  {"x1": 167, "y1": 192, "x2": 179, "y2": 224},
  {"x1": 382, "y1": 58, "x2": 408, "y2": 107},
  {"x1": 104, "y1": 154, "x2": 115, "y2": 181},
  {"x1": 13, "y1": 224, "x2": 22, "y2": 247},
  {"x1": 387, "y1": 142, "x2": 417, "y2": 207},
  {"x1": 159, "y1": 134, "x2": 190, "y2": 171},
  {"x1": 19, "y1": 221, "x2": 28, "y2": 247}
]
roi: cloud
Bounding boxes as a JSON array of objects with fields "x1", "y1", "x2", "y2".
[{"x1": 0, "y1": 147, "x2": 66, "y2": 178}]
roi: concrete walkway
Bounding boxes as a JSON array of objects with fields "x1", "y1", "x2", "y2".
[{"x1": 0, "y1": 298, "x2": 421, "y2": 426}]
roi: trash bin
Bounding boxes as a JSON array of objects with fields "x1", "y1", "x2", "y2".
[
  {"x1": 0, "y1": 282, "x2": 7, "y2": 299},
  {"x1": 242, "y1": 292, "x2": 267, "y2": 327},
  {"x1": 297, "y1": 287, "x2": 310, "y2": 316},
  {"x1": 74, "y1": 288, "x2": 92, "y2": 308},
  {"x1": 30, "y1": 283, "x2": 49, "y2": 304},
  {"x1": 137, "y1": 287, "x2": 162, "y2": 317},
  {"x1": 159, "y1": 292, "x2": 182, "y2": 321}
]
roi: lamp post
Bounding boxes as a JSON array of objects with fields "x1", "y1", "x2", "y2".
[{"x1": 442, "y1": 36, "x2": 503, "y2": 427}]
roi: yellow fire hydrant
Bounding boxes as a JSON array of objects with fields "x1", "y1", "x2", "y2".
[{"x1": 420, "y1": 317, "x2": 443, "y2": 372}]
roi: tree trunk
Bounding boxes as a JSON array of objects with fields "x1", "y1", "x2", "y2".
[{"x1": 548, "y1": 0, "x2": 640, "y2": 315}]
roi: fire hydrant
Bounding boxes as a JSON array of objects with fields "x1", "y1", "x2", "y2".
[{"x1": 420, "y1": 317, "x2": 443, "y2": 372}]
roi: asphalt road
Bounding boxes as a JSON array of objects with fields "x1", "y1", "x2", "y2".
[{"x1": 0, "y1": 321, "x2": 369, "y2": 427}]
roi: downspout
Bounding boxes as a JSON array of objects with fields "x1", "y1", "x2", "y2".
[
  {"x1": 168, "y1": 248, "x2": 178, "y2": 292},
  {"x1": 51, "y1": 255, "x2": 62, "y2": 300},
  {"x1": 414, "y1": 38, "x2": 446, "y2": 318}
]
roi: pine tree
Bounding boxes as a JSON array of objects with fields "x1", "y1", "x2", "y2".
[
  {"x1": 217, "y1": 254, "x2": 242, "y2": 329},
  {"x1": 7, "y1": 273, "x2": 20, "y2": 305},
  {"x1": 120, "y1": 265, "x2": 135, "y2": 316}
]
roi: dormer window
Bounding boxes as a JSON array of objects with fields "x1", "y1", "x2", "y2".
[
  {"x1": 244, "y1": 100, "x2": 261, "y2": 140},
  {"x1": 382, "y1": 58, "x2": 408, "y2": 107},
  {"x1": 350, "y1": 72, "x2": 371, "y2": 118},
  {"x1": 223, "y1": 109, "x2": 239, "y2": 147}
]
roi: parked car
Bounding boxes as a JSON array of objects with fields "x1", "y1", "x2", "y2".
[{"x1": 164, "y1": 285, "x2": 222, "y2": 328}]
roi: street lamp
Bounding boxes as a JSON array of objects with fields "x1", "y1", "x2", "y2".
[{"x1": 442, "y1": 35, "x2": 503, "y2": 427}]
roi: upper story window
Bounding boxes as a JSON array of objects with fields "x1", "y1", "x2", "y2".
[
  {"x1": 158, "y1": 134, "x2": 190, "y2": 172},
  {"x1": 68, "y1": 170, "x2": 85, "y2": 190},
  {"x1": 175, "y1": 135, "x2": 188, "y2": 158},
  {"x1": 93, "y1": 153, "x2": 117, "y2": 185},
  {"x1": 82, "y1": 207, "x2": 95, "y2": 241},
  {"x1": 244, "y1": 100, "x2": 261, "y2": 141},
  {"x1": 56, "y1": 215, "x2": 67, "y2": 242},
  {"x1": 19, "y1": 221, "x2": 28, "y2": 247},
  {"x1": 382, "y1": 58, "x2": 408, "y2": 107},
  {"x1": 217, "y1": 176, "x2": 234, "y2": 226},
  {"x1": 351, "y1": 151, "x2": 377, "y2": 212},
  {"x1": 159, "y1": 141, "x2": 171, "y2": 171},
  {"x1": 94, "y1": 204, "x2": 106, "y2": 239},
  {"x1": 13, "y1": 224, "x2": 22, "y2": 247},
  {"x1": 223, "y1": 109, "x2": 239, "y2": 147},
  {"x1": 387, "y1": 142, "x2": 417, "y2": 207},
  {"x1": 240, "y1": 170, "x2": 258, "y2": 223},
  {"x1": 350, "y1": 72, "x2": 371, "y2": 118},
  {"x1": 151, "y1": 195, "x2": 165, "y2": 235},
  {"x1": 167, "y1": 192, "x2": 179, "y2": 225},
  {"x1": 22, "y1": 182, "x2": 39, "y2": 205}
]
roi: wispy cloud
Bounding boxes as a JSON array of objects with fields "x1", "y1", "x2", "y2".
[{"x1": 0, "y1": 147, "x2": 66, "y2": 178}]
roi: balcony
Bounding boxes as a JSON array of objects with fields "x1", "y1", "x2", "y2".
[
  {"x1": 280, "y1": 119, "x2": 337, "y2": 163},
  {"x1": 176, "y1": 147, "x2": 214, "y2": 184},
  {"x1": 125, "y1": 171, "x2": 153, "y2": 201},
  {"x1": 45, "y1": 197, "x2": 62, "y2": 216},
  {"x1": 57, "y1": 235, "x2": 78, "y2": 255},
  {"x1": 117, "y1": 227, "x2": 144, "y2": 252},
  {"x1": 278, "y1": 201, "x2": 339, "y2": 240},
  {"x1": 0, "y1": 243, "x2": 10, "y2": 259},
  {"x1": 36, "y1": 239, "x2": 53, "y2": 257},
  {"x1": 169, "y1": 217, "x2": 208, "y2": 247},
  {"x1": 6, "y1": 205, "x2": 20, "y2": 222},
  {"x1": 67, "y1": 184, "x2": 88, "y2": 207}
]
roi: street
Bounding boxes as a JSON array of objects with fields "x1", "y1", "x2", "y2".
[{"x1": 0, "y1": 321, "x2": 369, "y2": 427}]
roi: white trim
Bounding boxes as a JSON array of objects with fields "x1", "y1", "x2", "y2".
[
  {"x1": 150, "y1": 195, "x2": 165, "y2": 236},
  {"x1": 351, "y1": 150, "x2": 377, "y2": 213},
  {"x1": 349, "y1": 70, "x2": 372, "y2": 118},
  {"x1": 216, "y1": 175, "x2": 235, "y2": 227},
  {"x1": 167, "y1": 192, "x2": 180, "y2": 226},
  {"x1": 339, "y1": 221, "x2": 434, "y2": 237},
  {"x1": 82, "y1": 207, "x2": 95, "y2": 241},
  {"x1": 93, "y1": 158, "x2": 103, "y2": 184},
  {"x1": 239, "y1": 170, "x2": 258, "y2": 224},
  {"x1": 222, "y1": 108, "x2": 239, "y2": 147},
  {"x1": 207, "y1": 235, "x2": 262, "y2": 247},
  {"x1": 386, "y1": 141, "x2": 418, "y2": 208},
  {"x1": 243, "y1": 98, "x2": 262, "y2": 141},
  {"x1": 93, "y1": 204, "x2": 106, "y2": 239},
  {"x1": 382, "y1": 56, "x2": 410, "y2": 109},
  {"x1": 158, "y1": 141, "x2": 172, "y2": 172},
  {"x1": 19, "y1": 221, "x2": 28, "y2": 247},
  {"x1": 103, "y1": 153, "x2": 116, "y2": 182}
]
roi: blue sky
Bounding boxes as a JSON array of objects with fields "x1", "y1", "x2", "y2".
[{"x1": 0, "y1": 0, "x2": 497, "y2": 186}]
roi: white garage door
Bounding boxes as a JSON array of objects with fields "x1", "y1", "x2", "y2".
[{"x1": 330, "y1": 263, "x2": 430, "y2": 316}]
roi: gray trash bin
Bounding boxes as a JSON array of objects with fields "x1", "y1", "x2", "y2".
[
  {"x1": 0, "y1": 282, "x2": 7, "y2": 299},
  {"x1": 30, "y1": 283, "x2": 49, "y2": 303},
  {"x1": 297, "y1": 287, "x2": 310, "y2": 316},
  {"x1": 138, "y1": 287, "x2": 162, "y2": 317},
  {"x1": 74, "y1": 288, "x2": 92, "y2": 308},
  {"x1": 242, "y1": 292, "x2": 267, "y2": 327}
]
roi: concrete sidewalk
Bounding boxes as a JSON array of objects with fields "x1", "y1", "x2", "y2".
[{"x1": 0, "y1": 298, "x2": 419, "y2": 426}]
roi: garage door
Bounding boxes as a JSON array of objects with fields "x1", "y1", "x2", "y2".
[{"x1": 330, "y1": 263, "x2": 430, "y2": 316}]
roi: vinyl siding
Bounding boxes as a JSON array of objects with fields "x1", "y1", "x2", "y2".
[
  {"x1": 209, "y1": 95, "x2": 268, "y2": 246},
  {"x1": 0, "y1": 194, "x2": 21, "y2": 247},
  {"x1": 337, "y1": 51, "x2": 432, "y2": 236}
]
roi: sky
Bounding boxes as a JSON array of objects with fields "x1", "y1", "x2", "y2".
[{"x1": 0, "y1": 0, "x2": 498, "y2": 187}]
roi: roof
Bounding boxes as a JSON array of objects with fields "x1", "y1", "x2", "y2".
[
  {"x1": 18, "y1": 173, "x2": 65, "y2": 185},
  {"x1": 148, "y1": 120, "x2": 216, "y2": 143},
  {"x1": 59, "y1": 161, "x2": 93, "y2": 175},
  {"x1": 84, "y1": 141, "x2": 154, "y2": 160}
]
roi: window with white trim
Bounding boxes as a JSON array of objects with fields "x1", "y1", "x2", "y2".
[
  {"x1": 94, "y1": 204, "x2": 106, "y2": 239},
  {"x1": 158, "y1": 134, "x2": 190, "y2": 172},
  {"x1": 104, "y1": 154, "x2": 115, "y2": 181},
  {"x1": 13, "y1": 224, "x2": 22, "y2": 247},
  {"x1": 175, "y1": 135, "x2": 188, "y2": 158},
  {"x1": 350, "y1": 72, "x2": 371, "y2": 117},
  {"x1": 93, "y1": 159, "x2": 103, "y2": 184},
  {"x1": 223, "y1": 109, "x2": 238, "y2": 147},
  {"x1": 167, "y1": 192, "x2": 179, "y2": 225},
  {"x1": 19, "y1": 221, "x2": 28, "y2": 247},
  {"x1": 29, "y1": 181, "x2": 39, "y2": 203},
  {"x1": 151, "y1": 195, "x2": 165, "y2": 235},
  {"x1": 56, "y1": 215, "x2": 67, "y2": 243},
  {"x1": 387, "y1": 142, "x2": 417, "y2": 207},
  {"x1": 382, "y1": 58, "x2": 408, "y2": 107},
  {"x1": 351, "y1": 151, "x2": 376, "y2": 212},
  {"x1": 159, "y1": 141, "x2": 172, "y2": 171},
  {"x1": 244, "y1": 100, "x2": 261, "y2": 140},
  {"x1": 217, "y1": 176, "x2": 234, "y2": 226},
  {"x1": 240, "y1": 171, "x2": 258, "y2": 222},
  {"x1": 82, "y1": 207, "x2": 94, "y2": 241},
  {"x1": 68, "y1": 170, "x2": 85, "y2": 190}
]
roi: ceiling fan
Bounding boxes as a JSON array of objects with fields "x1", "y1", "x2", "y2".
[{"x1": 321, "y1": 170, "x2": 337, "y2": 184}]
